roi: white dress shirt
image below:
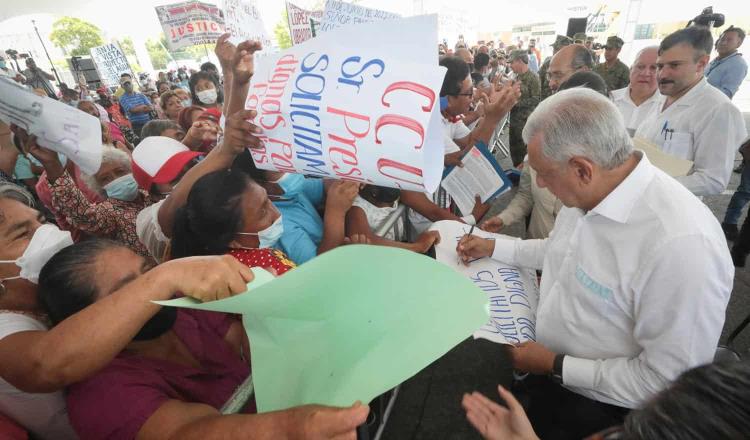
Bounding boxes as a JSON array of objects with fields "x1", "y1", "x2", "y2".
[
  {"x1": 610, "y1": 87, "x2": 661, "y2": 135},
  {"x1": 491, "y1": 153, "x2": 733, "y2": 408},
  {"x1": 634, "y1": 78, "x2": 746, "y2": 196}
]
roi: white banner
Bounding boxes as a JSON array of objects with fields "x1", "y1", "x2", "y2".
[
  {"x1": 318, "y1": 0, "x2": 400, "y2": 34},
  {"x1": 244, "y1": 15, "x2": 444, "y2": 192},
  {"x1": 0, "y1": 78, "x2": 103, "y2": 175},
  {"x1": 89, "y1": 43, "x2": 134, "y2": 90},
  {"x1": 286, "y1": 1, "x2": 324, "y2": 45},
  {"x1": 155, "y1": 1, "x2": 225, "y2": 51},
  {"x1": 222, "y1": 0, "x2": 273, "y2": 48},
  {"x1": 429, "y1": 220, "x2": 540, "y2": 346}
]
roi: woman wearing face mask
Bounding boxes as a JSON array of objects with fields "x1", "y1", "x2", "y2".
[
  {"x1": 171, "y1": 169, "x2": 296, "y2": 275},
  {"x1": 346, "y1": 185, "x2": 441, "y2": 253},
  {"x1": 0, "y1": 182, "x2": 253, "y2": 439},
  {"x1": 189, "y1": 71, "x2": 223, "y2": 111},
  {"x1": 29, "y1": 136, "x2": 155, "y2": 257},
  {"x1": 231, "y1": 150, "x2": 358, "y2": 264}
]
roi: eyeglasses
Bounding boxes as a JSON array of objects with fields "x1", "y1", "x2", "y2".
[{"x1": 452, "y1": 88, "x2": 474, "y2": 98}]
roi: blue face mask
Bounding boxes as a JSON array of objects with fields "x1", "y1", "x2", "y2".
[
  {"x1": 0, "y1": 60, "x2": 6, "y2": 69},
  {"x1": 68, "y1": 100, "x2": 79, "y2": 107},
  {"x1": 104, "y1": 173, "x2": 139, "y2": 201},
  {"x1": 237, "y1": 215, "x2": 284, "y2": 249},
  {"x1": 181, "y1": 98, "x2": 192, "y2": 107},
  {"x1": 274, "y1": 173, "x2": 306, "y2": 197}
]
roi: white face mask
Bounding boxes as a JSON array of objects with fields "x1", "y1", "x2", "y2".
[
  {"x1": 236, "y1": 215, "x2": 284, "y2": 249},
  {"x1": 0, "y1": 224, "x2": 74, "y2": 285},
  {"x1": 196, "y1": 88, "x2": 218, "y2": 105}
]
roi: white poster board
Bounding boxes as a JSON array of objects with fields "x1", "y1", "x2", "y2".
[
  {"x1": 155, "y1": 1, "x2": 225, "y2": 51},
  {"x1": 89, "y1": 43, "x2": 134, "y2": 89},
  {"x1": 244, "y1": 15, "x2": 445, "y2": 192},
  {"x1": 222, "y1": 0, "x2": 273, "y2": 48},
  {"x1": 318, "y1": 0, "x2": 400, "y2": 34},
  {"x1": 286, "y1": 1, "x2": 324, "y2": 45},
  {"x1": 0, "y1": 78, "x2": 103, "y2": 175},
  {"x1": 429, "y1": 220, "x2": 540, "y2": 345}
]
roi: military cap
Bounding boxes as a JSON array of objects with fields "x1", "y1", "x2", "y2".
[
  {"x1": 572, "y1": 32, "x2": 587, "y2": 43},
  {"x1": 553, "y1": 34, "x2": 573, "y2": 50},
  {"x1": 604, "y1": 35, "x2": 625, "y2": 49},
  {"x1": 509, "y1": 49, "x2": 529, "y2": 63}
]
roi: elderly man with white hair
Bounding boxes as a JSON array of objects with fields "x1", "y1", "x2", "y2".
[
  {"x1": 611, "y1": 46, "x2": 661, "y2": 135},
  {"x1": 457, "y1": 88, "x2": 733, "y2": 439}
]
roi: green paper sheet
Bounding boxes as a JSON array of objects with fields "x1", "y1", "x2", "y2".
[{"x1": 156, "y1": 245, "x2": 488, "y2": 413}]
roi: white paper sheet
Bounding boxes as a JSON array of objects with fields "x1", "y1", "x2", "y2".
[
  {"x1": 0, "y1": 78, "x2": 102, "y2": 175},
  {"x1": 429, "y1": 220, "x2": 540, "y2": 345}
]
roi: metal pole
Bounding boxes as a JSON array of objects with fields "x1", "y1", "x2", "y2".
[{"x1": 31, "y1": 19, "x2": 61, "y2": 85}]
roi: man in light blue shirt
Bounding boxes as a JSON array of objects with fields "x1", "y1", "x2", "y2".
[{"x1": 705, "y1": 26, "x2": 747, "y2": 99}]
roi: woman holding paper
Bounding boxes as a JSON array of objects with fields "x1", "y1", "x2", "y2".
[
  {"x1": 0, "y1": 182, "x2": 253, "y2": 439},
  {"x1": 36, "y1": 238, "x2": 369, "y2": 440}
]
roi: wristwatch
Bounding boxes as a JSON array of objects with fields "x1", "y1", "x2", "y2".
[{"x1": 550, "y1": 353, "x2": 565, "y2": 384}]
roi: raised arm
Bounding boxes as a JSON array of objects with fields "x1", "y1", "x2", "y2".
[{"x1": 0, "y1": 255, "x2": 252, "y2": 392}]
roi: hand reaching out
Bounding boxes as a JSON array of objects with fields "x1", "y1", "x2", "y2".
[{"x1": 462, "y1": 386, "x2": 539, "y2": 440}]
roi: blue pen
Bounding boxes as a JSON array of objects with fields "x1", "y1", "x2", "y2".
[{"x1": 661, "y1": 120, "x2": 669, "y2": 140}]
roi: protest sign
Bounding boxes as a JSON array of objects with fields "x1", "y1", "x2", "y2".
[
  {"x1": 429, "y1": 220, "x2": 540, "y2": 346},
  {"x1": 244, "y1": 15, "x2": 445, "y2": 192},
  {"x1": 157, "y1": 245, "x2": 488, "y2": 412},
  {"x1": 155, "y1": 1, "x2": 225, "y2": 51},
  {"x1": 222, "y1": 0, "x2": 272, "y2": 48},
  {"x1": 286, "y1": 1, "x2": 324, "y2": 45},
  {"x1": 318, "y1": 0, "x2": 400, "y2": 34},
  {"x1": 0, "y1": 78, "x2": 103, "y2": 175},
  {"x1": 89, "y1": 43, "x2": 134, "y2": 89}
]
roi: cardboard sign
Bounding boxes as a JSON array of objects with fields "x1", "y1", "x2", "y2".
[
  {"x1": 429, "y1": 220, "x2": 540, "y2": 346},
  {"x1": 244, "y1": 15, "x2": 445, "y2": 192},
  {"x1": 157, "y1": 245, "x2": 488, "y2": 412},
  {"x1": 0, "y1": 78, "x2": 103, "y2": 175},
  {"x1": 222, "y1": 0, "x2": 273, "y2": 48},
  {"x1": 286, "y1": 1, "x2": 324, "y2": 45},
  {"x1": 318, "y1": 0, "x2": 400, "y2": 33},
  {"x1": 155, "y1": 1, "x2": 225, "y2": 51},
  {"x1": 89, "y1": 43, "x2": 134, "y2": 89}
]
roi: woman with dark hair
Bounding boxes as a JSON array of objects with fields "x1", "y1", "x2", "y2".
[
  {"x1": 36, "y1": 238, "x2": 367, "y2": 440},
  {"x1": 230, "y1": 150, "x2": 358, "y2": 265},
  {"x1": 188, "y1": 71, "x2": 223, "y2": 111},
  {"x1": 171, "y1": 169, "x2": 296, "y2": 275}
]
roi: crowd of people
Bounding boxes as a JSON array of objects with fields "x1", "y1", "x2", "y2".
[{"x1": 0, "y1": 16, "x2": 748, "y2": 440}]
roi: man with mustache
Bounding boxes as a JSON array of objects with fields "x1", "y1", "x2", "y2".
[
  {"x1": 611, "y1": 46, "x2": 661, "y2": 136},
  {"x1": 635, "y1": 27, "x2": 746, "y2": 196}
]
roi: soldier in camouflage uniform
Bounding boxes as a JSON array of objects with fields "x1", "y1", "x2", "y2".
[
  {"x1": 508, "y1": 50, "x2": 541, "y2": 166},
  {"x1": 539, "y1": 35, "x2": 573, "y2": 100},
  {"x1": 594, "y1": 36, "x2": 630, "y2": 92}
]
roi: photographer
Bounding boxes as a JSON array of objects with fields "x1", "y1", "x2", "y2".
[
  {"x1": 21, "y1": 58, "x2": 56, "y2": 99},
  {"x1": 705, "y1": 26, "x2": 747, "y2": 99}
]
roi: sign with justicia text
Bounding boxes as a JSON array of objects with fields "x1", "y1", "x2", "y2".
[
  {"x1": 244, "y1": 15, "x2": 445, "y2": 192},
  {"x1": 429, "y1": 220, "x2": 540, "y2": 346},
  {"x1": 155, "y1": 1, "x2": 225, "y2": 51}
]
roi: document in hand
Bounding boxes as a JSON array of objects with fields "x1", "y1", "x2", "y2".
[
  {"x1": 244, "y1": 14, "x2": 446, "y2": 192},
  {"x1": 633, "y1": 136, "x2": 693, "y2": 177},
  {"x1": 0, "y1": 77, "x2": 102, "y2": 174},
  {"x1": 156, "y1": 245, "x2": 488, "y2": 412},
  {"x1": 429, "y1": 220, "x2": 539, "y2": 346},
  {"x1": 441, "y1": 142, "x2": 513, "y2": 216}
]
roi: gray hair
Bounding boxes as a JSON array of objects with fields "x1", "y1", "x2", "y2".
[
  {"x1": 141, "y1": 119, "x2": 182, "y2": 139},
  {"x1": 522, "y1": 88, "x2": 633, "y2": 169},
  {"x1": 631, "y1": 46, "x2": 659, "y2": 71},
  {"x1": 81, "y1": 145, "x2": 132, "y2": 193},
  {"x1": 623, "y1": 361, "x2": 750, "y2": 440},
  {"x1": 0, "y1": 182, "x2": 35, "y2": 208}
]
